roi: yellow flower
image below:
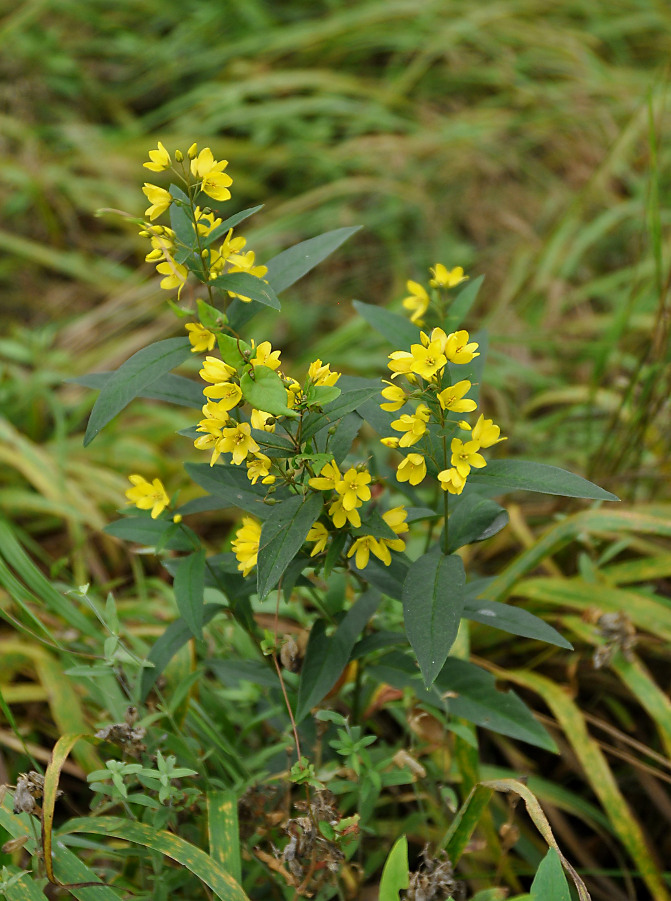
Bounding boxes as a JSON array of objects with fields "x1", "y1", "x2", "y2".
[
  {"x1": 396, "y1": 453, "x2": 426, "y2": 486},
  {"x1": 329, "y1": 496, "x2": 361, "y2": 529},
  {"x1": 194, "y1": 432, "x2": 224, "y2": 467},
  {"x1": 208, "y1": 228, "x2": 247, "y2": 278},
  {"x1": 185, "y1": 322, "x2": 216, "y2": 353},
  {"x1": 308, "y1": 359, "x2": 341, "y2": 386},
  {"x1": 335, "y1": 467, "x2": 372, "y2": 511},
  {"x1": 232, "y1": 517, "x2": 262, "y2": 577},
  {"x1": 438, "y1": 467, "x2": 466, "y2": 494},
  {"x1": 142, "y1": 183, "x2": 172, "y2": 221},
  {"x1": 450, "y1": 438, "x2": 487, "y2": 479},
  {"x1": 437, "y1": 380, "x2": 477, "y2": 413},
  {"x1": 190, "y1": 147, "x2": 233, "y2": 202},
  {"x1": 387, "y1": 350, "x2": 415, "y2": 379},
  {"x1": 391, "y1": 403, "x2": 430, "y2": 447},
  {"x1": 246, "y1": 453, "x2": 275, "y2": 486},
  {"x1": 472, "y1": 414, "x2": 506, "y2": 448},
  {"x1": 250, "y1": 408, "x2": 276, "y2": 432},
  {"x1": 445, "y1": 330, "x2": 479, "y2": 365},
  {"x1": 380, "y1": 436, "x2": 400, "y2": 448},
  {"x1": 156, "y1": 257, "x2": 188, "y2": 297},
  {"x1": 422, "y1": 327, "x2": 448, "y2": 354},
  {"x1": 307, "y1": 522, "x2": 329, "y2": 556},
  {"x1": 125, "y1": 474, "x2": 170, "y2": 519},
  {"x1": 309, "y1": 460, "x2": 343, "y2": 492},
  {"x1": 402, "y1": 280, "x2": 429, "y2": 323},
  {"x1": 380, "y1": 381, "x2": 407, "y2": 412},
  {"x1": 285, "y1": 377, "x2": 303, "y2": 409},
  {"x1": 220, "y1": 422, "x2": 260, "y2": 465},
  {"x1": 193, "y1": 206, "x2": 223, "y2": 237},
  {"x1": 202, "y1": 381, "x2": 242, "y2": 409},
  {"x1": 143, "y1": 141, "x2": 171, "y2": 172},
  {"x1": 199, "y1": 399, "x2": 232, "y2": 426},
  {"x1": 429, "y1": 264, "x2": 468, "y2": 289},
  {"x1": 347, "y1": 535, "x2": 390, "y2": 569},
  {"x1": 250, "y1": 340, "x2": 281, "y2": 371},
  {"x1": 379, "y1": 505, "x2": 409, "y2": 554},
  {"x1": 200, "y1": 356, "x2": 237, "y2": 384}
]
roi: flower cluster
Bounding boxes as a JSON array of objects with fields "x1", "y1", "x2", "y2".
[
  {"x1": 139, "y1": 141, "x2": 267, "y2": 302},
  {"x1": 382, "y1": 270, "x2": 505, "y2": 495}
]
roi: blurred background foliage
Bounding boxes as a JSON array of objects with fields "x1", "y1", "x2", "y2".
[{"x1": 1, "y1": 0, "x2": 671, "y2": 896}]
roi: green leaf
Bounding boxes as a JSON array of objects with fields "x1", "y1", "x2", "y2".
[
  {"x1": 83, "y1": 337, "x2": 191, "y2": 445},
  {"x1": 197, "y1": 298, "x2": 225, "y2": 330},
  {"x1": 202, "y1": 205, "x2": 264, "y2": 247},
  {"x1": 104, "y1": 516, "x2": 197, "y2": 551},
  {"x1": 296, "y1": 590, "x2": 380, "y2": 722},
  {"x1": 217, "y1": 332, "x2": 251, "y2": 367},
  {"x1": 435, "y1": 659, "x2": 556, "y2": 751},
  {"x1": 265, "y1": 226, "x2": 361, "y2": 294},
  {"x1": 58, "y1": 816, "x2": 251, "y2": 901},
  {"x1": 464, "y1": 593, "x2": 572, "y2": 649},
  {"x1": 211, "y1": 272, "x2": 280, "y2": 309},
  {"x1": 71, "y1": 371, "x2": 204, "y2": 409},
  {"x1": 305, "y1": 384, "x2": 342, "y2": 407},
  {"x1": 174, "y1": 549, "x2": 206, "y2": 639},
  {"x1": 240, "y1": 365, "x2": 297, "y2": 417},
  {"x1": 447, "y1": 494, "x2": 509, "y2": 552},
  {"x1": 170, "y1": 190, "x2": 197, "y2": 249},
  {"x1": 369, "y1": 652, "x2": 556, "y2": 750},
  {"x1": 301, "y1": 387, "x2": 380, "y2": 442},
  {"x1": 378, "y1": 834, "x2": 409, "y2": 901},
  {"x1": 185, "y1": 462, "x2": 284, "y2": 517},
  {"x1": 353, "y1": 553, "x2": 408, "y2": 599},
  {"x1": 140, "y1": 604, "x2": 225, "y2": 701},
  {"x1": 443, "y1": 275, "x2": 485, "y2": 333},
  {"x1": 403, "y1": 548, "x2": 465, "y2": 686},
  {"x1": 351, "y1": 509, "x2": 398, "y2": 541},
  {"x1": 207, "y1": 790, "x2": 242, "y2": 885},
  {"x1": 530, "y1": 848, "x2": 571, "y2": 901},
  {"x1": 442, "y1": 783, "x2": 495, "y2": 863},
  {"x1": 467, "y1": 460, "x2": 619, "y2": 501},
  {"x1": 256, "y1": 494, "x2": 323, "y2": 598},
  {"x1": 353, "y1": 300, "x2": 419, "y2": 348}
]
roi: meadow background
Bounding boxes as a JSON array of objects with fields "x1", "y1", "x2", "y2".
[{"x1": 1, "y1": 0, "x2": 671, "y2": 898}]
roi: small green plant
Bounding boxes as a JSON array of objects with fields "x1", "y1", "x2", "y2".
[{"x1": 0, "y1": 140, "x2": 621, "y2": 899}]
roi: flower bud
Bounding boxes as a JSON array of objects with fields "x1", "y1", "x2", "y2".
[
  {"x1": 175, "y1": 149, "x2": 184, "y2": 162},
  {"x1": 187, "y1": 143, "x2": 198, "y2": 158}
]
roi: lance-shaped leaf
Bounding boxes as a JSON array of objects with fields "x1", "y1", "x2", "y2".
[
  {"x1": 202, "y1": 205, "x2": 264, "y2": 247},
  {"x1": 443, "y1": 275, "x2": 484, "y2": 333},
  {"x1": 71, "y1": 371, "x2": 204, "y2": 409},
  {"x1": 467, "y1": 460, "x2": 619, "y2": 501},
  {"x1": 301, "y1": 387, "x2": 380, "y2": 442},
  {"x1": 265, "y1": 226, "x2": 361, "y2": 294},
  {"x1": 84, "y1": 337, "x2": 191, "y2": 445},
  {"x1": 174, "y1": 549, "x2": 206, "y2": 639},
  {"x1": 463, "y1": 595, "x2": 572, "y2": 649},
  {"x1": 240, "y1": 365, "x2": 296, "y2": 417},
  {"x1": 446, "y1": 493, "x2": 509, "y2": 553},
  {"x1": 256, "y1": 494, "x2": 323, "y2": 598},
  {"x1": 402, "y1": 548, "x2": 465, "y2": 686},
  {"x1": 296, "y1": 590, "x2": 380, "y2": 722},
  {"x1": 185, "y1": 462, "x2": 284, "y2": 518},
  {"x1": 141, "y1": 604, "x2": 227, "y2": 701},
  {"x1": 379, "y1": 835, "x2": 409, "y2": 901},
  {"x1": 105, "y1": 516, "x2": 198, "y2": 551},
  {"x1": 530, "y1": 848, "x2": 571, "y2": 901},
  {"x1": 211, "y1": 271, "x2": 280, "y2": 309},
  {"x1": 353, "y1": 300, "x2": 419, "y2": 348}
]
